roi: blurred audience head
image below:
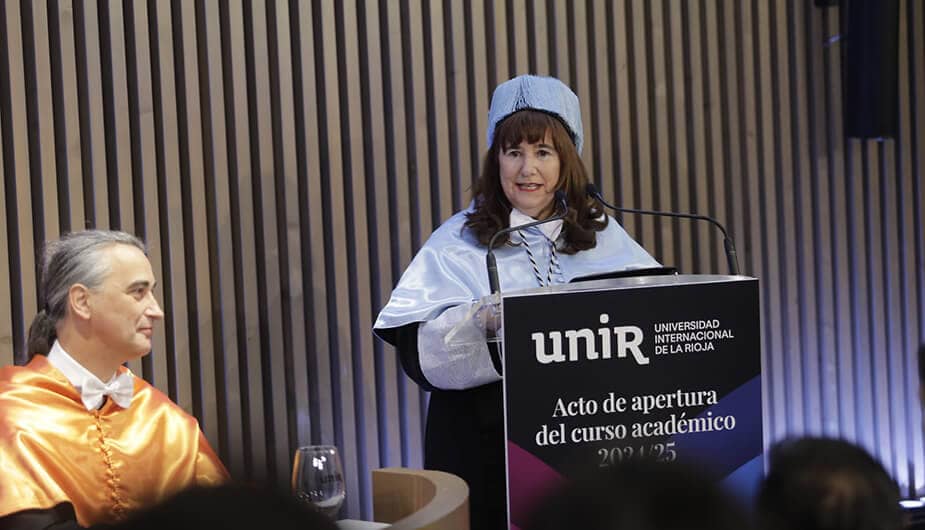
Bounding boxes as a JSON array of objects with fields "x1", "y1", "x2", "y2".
[
  {"x1": 757, "y1": 437, "x2": 902, "y2": 530},
  {"x1": 522, "y1": 458, "x2": 751, "y2": 530},
  {"x1": 104, "y1": 483, "x2": 338, "y2": 530}
]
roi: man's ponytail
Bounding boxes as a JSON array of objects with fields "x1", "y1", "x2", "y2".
[{"x1": 26, "y1": 310, "x2": 58, "y2": 359}]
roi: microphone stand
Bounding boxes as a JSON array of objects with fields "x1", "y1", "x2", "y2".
[{"x1": 586, "y1": 183, "x2": 740, "y2": 275}]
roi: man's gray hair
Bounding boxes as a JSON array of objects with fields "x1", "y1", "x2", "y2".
[{"x1": 26, "y1": 230, "x2": 146, "y2": 358}]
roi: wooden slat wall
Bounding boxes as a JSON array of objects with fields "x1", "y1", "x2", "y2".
[{"x1": 1, "y1": 0, "x2": 923, "y2": 518}]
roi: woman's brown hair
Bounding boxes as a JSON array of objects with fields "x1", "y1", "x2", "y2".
[{"x1": 465, "y1": 110, "x2": 607, "y2": 254}]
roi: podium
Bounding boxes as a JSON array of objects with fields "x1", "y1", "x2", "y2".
[{"x1": 500, "y1": 274, "x2": 762, "y2": 529}]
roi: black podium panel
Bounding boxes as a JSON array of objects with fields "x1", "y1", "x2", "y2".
[{"x1": 501, "y1": 275, "x2": 762, "y2": 529}]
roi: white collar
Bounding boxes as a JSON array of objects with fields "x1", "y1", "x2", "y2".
[
  {"x1": 509, "y1": 208, "x2": 563, "y2": 242},
  {"x1": 47, "y1": 340, "x2": 130, "y2": 410}
]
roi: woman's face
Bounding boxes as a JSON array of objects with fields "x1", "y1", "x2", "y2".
[{"x1": 498, "y1": 130, "x2": 561, "y2": 219}]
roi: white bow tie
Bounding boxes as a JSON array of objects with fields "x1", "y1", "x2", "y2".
[{"x1": 80, "y1": 372, "x2": 135, "y2": 410}]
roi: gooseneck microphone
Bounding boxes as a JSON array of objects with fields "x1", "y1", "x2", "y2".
[
  {"x1": 586, "y1": 183, "x2": 740, "y2": 275},
  {"x1": 486, "y1": 190, "x2": 569, "y2": 294}
]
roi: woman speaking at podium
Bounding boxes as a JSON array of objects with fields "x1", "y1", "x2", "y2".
[{"x1": 374, "y1": 75, "x2": 656, "y2": 529}]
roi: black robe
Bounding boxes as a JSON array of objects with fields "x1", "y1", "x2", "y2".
[{"x1": 390, "y1": 324, "x2": 507, "y2": 530}]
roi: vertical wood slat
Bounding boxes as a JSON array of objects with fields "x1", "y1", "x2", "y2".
[
  {"x1": 3, "y1": 0, "x2": 37, "y2": 367},
  {"x1": 102, "y1": 1, "x2": 133, "y2": 232},
  {"x1": 1, "y1": 0, "x2": 924, "y2": 518},
  {"x1": 195, "y1": 0, "x2": 234, "y2": 465},
  {"x1": 0, "y1": 37, "x2": 10, "y2": 367},
  {"x1": 382, "y1": 0, "x2": 425, "y2": 470},
  {"x1": 260, "y1": 0, "x2": 297, "y2": 491},
  {"x1": 268, "y1": 0, "x2": 306, "y2": 479},
  {"x1": 177, "y1": 0, "x2": 218, "y2": 442},
  {"x1": 349, "y1": 1, "x2": 378, "y2": 509},
  {"x1": 125, "y1": 0, "x2": 162, "y2": 386},
  {"x1": 893, "y1": 0, "x2": 915, "y2": 491},
  {"x1": 247, "y1": 0, "x2": 287, "y2": 485},
  {"x1": 76, "y1": 0, "x2": 110, "y2": 228},
  {"x1": 315, "y1": 0, "x2": 354, "y2": 514},
  {"x1": 291, "y1": 0, "x2": 336, "y2": 454},
  {"x1": 906, "y1": 0, "x2": 925, "y2": 491},
  {"x1": 784, "y1": 0, "x2": 814, "y2": 434},
  {"x1": 802, "y1": 0, "x2": 834, "y2": 438},
  {"x1": 448, "y1": 1, "x2": 473, "y2": 211},
  {"x1": 0, "y1": 2, "x2": 14, "y2": 368},
  {"x1": 51, "y1": 0, "x2": 85, "y2": 233},
  {"x1": 220, "y1": 0, "x2": 263, "y2": 479},
  {"x1": 28, "y1": 0, "x2": 61, "y2": 246},
  {"x1": 363, "y1": 0, "x2": 397, "y2": 474},
  {"x1": 325, "y1": 0, "x2": 353, "y2": 507}
]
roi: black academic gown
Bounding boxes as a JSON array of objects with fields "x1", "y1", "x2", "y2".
[{"x1": 391, "y1": 324, "x2": 507, "y2": 530}]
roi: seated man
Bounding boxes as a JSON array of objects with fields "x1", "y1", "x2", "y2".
[{"x1": 0, "y1": 230, "x2": 229, "y2": 529}]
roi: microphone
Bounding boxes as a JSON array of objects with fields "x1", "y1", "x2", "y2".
[
  {"x1": 486, "y1": 190, "x2": 569, "y2": 294},
  {"x1": 586, "y1": 183, "x2": 740, "y2": 275}
]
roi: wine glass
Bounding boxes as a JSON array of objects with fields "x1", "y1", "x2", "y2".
[{"x1": 292, "y1": 445, "x2": 346, "y2": 519}]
